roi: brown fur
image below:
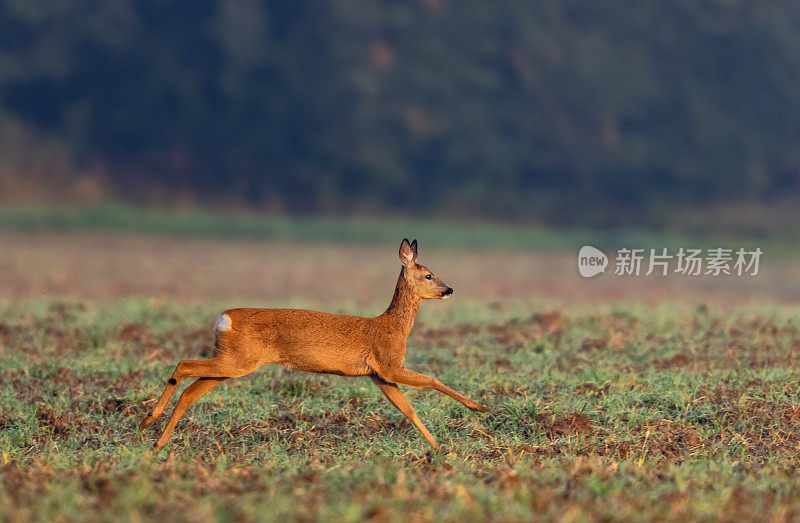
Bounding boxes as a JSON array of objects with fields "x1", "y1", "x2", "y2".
[{"x1": 140, "y1": 239, "x2": 488, "y2": 451}]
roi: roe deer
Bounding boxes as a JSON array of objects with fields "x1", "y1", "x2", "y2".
[{"x1": 140, "y1": 238, "x2": 489, "y2": 451}]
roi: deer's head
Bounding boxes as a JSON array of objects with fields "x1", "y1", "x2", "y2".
[{"x1": 399, "y1": 238, "x2": 453, "y2": 300}]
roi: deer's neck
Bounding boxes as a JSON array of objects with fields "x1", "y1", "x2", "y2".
[{"x1": 382, "y1": 269, "x2": 421, "y2": 337}]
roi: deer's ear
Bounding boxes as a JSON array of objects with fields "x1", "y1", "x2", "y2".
[
  {"x1": 410, "y1": 239, "x2": 418, "y2": 256},
  {"x1": 399, "y1": 238, "x2": 416, "y2": 267}
]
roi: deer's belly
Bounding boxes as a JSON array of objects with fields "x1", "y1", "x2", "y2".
[{"x1": 277, "y1": 344, "x2": 371, "y2": 376}]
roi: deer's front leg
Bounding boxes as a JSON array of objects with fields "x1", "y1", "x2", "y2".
[
  {"x1": 379, "y1": 367, "x2": 489, "y2": 412},
  {"x1": 370, "y1": 375, "x2": 439, "y2": 449}
]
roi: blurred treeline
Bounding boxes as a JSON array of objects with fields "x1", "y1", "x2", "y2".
[{"x1": 1, "y1": 0, "x2": 799, "y2": 226}]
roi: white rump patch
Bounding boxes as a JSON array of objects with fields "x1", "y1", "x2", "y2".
[{"x1": 214, "y1": 314, "x2": 232, "y2": 332}]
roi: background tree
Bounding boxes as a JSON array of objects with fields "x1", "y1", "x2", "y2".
[{"x1": 0, "y1": 0, "x2": 798, "y2": 225}]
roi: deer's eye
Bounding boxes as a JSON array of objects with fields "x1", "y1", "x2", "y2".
[{"x1": 425, "y1": 274, "x2": 432, "y2": 280}]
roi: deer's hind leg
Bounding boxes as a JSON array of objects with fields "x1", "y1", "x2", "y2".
[
  {"x1": 140, "y1": 356, "x2": 254, "y2": 430},
  {"x1": 153, "y1": 377, "x2": 227, "y2": 451}
]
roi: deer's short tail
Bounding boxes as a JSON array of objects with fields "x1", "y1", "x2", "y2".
[
  {"x1": 212, "y1": 313, "x2": 234, "y2": 356},
  {"x1": 214, "y1": 313, "x2": 233, "y2": 333}
]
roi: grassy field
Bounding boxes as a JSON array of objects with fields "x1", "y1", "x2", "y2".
[
  {"x1": 0, "y1": 204, "x2": 788, "y2": 253},
  {"x1": 4, "y1": 300, "x2": 800, "y2": 520},
  {"x1": 2, "y1": 212, "x2": 800, "y2": 521}
]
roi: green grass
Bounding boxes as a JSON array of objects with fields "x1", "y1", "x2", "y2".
[
  {"x1": 3, "y1": 299, "x2": 800, "y2": 520},
  {"x1": 0, "y1": 204, "x2": 792, "y2": 254}
]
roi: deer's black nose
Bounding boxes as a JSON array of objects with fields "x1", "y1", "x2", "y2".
[{"x1": 442, "y1": 287, "x2": 453, "y2": 296}]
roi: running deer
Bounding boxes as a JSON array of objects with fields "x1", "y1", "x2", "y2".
[{"x1": 140, "y1": 238, "x2": 489, "y2": 451}]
